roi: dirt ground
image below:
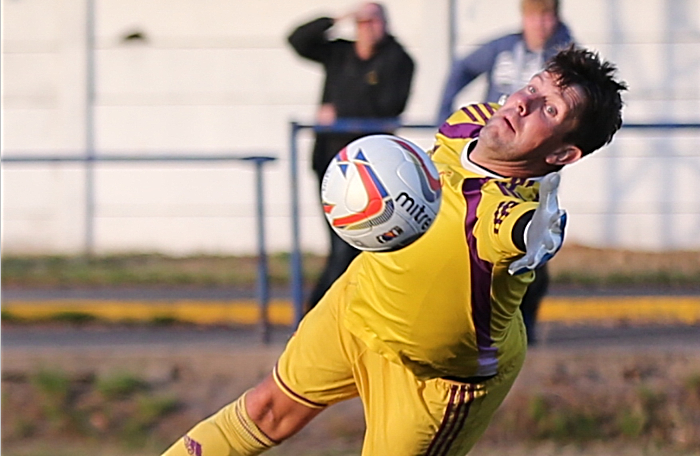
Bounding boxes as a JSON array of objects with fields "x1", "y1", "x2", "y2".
[
  {"x1": 3, "y1": 338, "x2": 700, "y2": 456},
  {"x1": 2, "y1": 245, "x2": 699, "y2": 455},
  {"x1": 556, "y1": 244, "x2": 699, "y2": 271}
]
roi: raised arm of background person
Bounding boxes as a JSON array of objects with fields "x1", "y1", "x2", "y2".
[
  {"x1": 436, "y1": 40, "x2": 501, "y2": 125},
  {"x1": 288, "y1": 16, "x2": 414, "y2": 118},
  {"x1": 288, "y1": 17, "x2": 335, "y2": 63}
]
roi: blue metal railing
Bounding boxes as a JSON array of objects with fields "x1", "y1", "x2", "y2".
[
  {"x1": 288, "y1": 119, "x2": 700, "y2": 327},
  {"x1": 5, "y1": 119, "x2": 700, "y2": 336},
  {"x1": 1, "y1": 152, "x2": 278, "y2": 343}
]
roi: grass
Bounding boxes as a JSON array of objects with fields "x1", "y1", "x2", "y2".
[
  {"x1": 2, "y1": 247, "x2": 700, "y2": 290},
  {"x1": 489, "y1": 383, "x2": 700, "y2": 449},
  {"x1": 95, "y1": 373, "x2": 148, "y2": 400},
  {"x1": 553, "y1": 270, "x2": 700, "y2": 288},
  {"x1": 4, "y1": 367, "x2": 181, "y2": 452},
  {"x1": 5, "y1": 365, "x2": 700, "y2": 454},
  {"x1": 1, "y1": 253, "x2": 325, "y2": 289}
]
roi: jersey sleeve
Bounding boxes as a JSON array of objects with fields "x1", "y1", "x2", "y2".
[
  {"x1": 473, "y1": 178, "x2": 540, "y2": 263},
  {"x1": 430, "y1": 103, "x2": 501, "y2": 168},
  {"x1": 287, "y1": 17, "x2": 334, "y2": 63}
]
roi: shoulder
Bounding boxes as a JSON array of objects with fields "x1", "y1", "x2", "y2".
[
  {"x1": 381, "y1": 35, "x2": 414, "y2": 59},
  {"x1": 481, "y1": 177, "x2": 540, "y2": 202},
  {"x1": 545, "y1": 22, "x2": 575, "y2": 53},
  {"x1": 484, "y1": 32, "x2": 523, "y2": 50},
  {"x1": 431, "y1": 103, "x2": 500, "y2": 168},
  {"x1": 440, "y1": 102, "x2": 500, "y2": 136}
]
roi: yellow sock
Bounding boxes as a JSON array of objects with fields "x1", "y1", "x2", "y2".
[{"x1": 160, "y1": 392, "x2": 277, "y2": 456}]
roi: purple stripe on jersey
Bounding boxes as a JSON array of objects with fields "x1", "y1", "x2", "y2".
[
  {"x1": 476, "y1": 103, "x2": 495, "y2": 119},
  {"x1": 462, "y1": 106, "x2": 479, "y2": 123},
  {"x1": 437, "y1": 121, "x2": 482, "y2": 140},
  {"x1": 462, "y1": 178, "x2": 498, "y2": 376},
  {"x1": 496, "y1": 177, "x2": 534, "y2": 199},
  {"x1": 273, "y1": 364, "x2": 327, "y2": 408}
]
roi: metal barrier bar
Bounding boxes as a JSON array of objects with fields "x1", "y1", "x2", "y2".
[
  {"x1": 620, "y1": 123, "x2": 700, "y2": 130},
  {"x1": 288, "y1": 118, "x2": 700, "y2": 327},
  {"x1": 289, "y1": 122, "x2": 305, "y2": 327},
  {"x1": 1, "y1": 154, "x2": 277, "y2": 163},
  {"x1": 2, "y1": 153, "x2": 277, "y2": 344},
  {"x1": 247, "y1": 157, "x2": 272, "y2": 344}
]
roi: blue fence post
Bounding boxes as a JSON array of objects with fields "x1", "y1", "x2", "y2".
[
  {"x1": 250, "y1": 157, "x2": 271, "y2": 344},
  {"x1": 289, "y1": 121, "x2": 305, "y2": 327}
]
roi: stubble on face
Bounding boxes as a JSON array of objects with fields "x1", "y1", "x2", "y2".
[{"x1": 472, "y1": 72, "x2": 585, "y2": 177}]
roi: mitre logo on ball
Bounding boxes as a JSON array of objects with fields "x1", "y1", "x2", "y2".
[{"x1": 321, "y1": 134, "x2": 442, "y2": 251}]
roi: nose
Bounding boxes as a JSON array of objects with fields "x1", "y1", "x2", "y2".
[
  {"x1": 514, "y1": 90, "x2": 541, "y2": 116},
  {"x1": 515, "y1": 93, "x2": 530, "y2": 116}
]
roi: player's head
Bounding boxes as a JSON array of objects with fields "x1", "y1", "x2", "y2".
[
  {"x1": 475, "y1": 46, "x2": 626, "y2": 177},
  {"x1": 521, "y1": 0, "x2": 560, "y2": 51},
  {"x1": 545, "y1": 45, "x2": 627, "y2": 158},
  {"x1": 355, "y1": 2, "x2": 388, "y2": 47}
]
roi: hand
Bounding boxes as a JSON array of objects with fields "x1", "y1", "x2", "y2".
[
  {"x1": 508, "y1": 173, "x2": 567, "y2": 276},
  {"x1": 316, "y1": 104, "x2": 337, "y2": 125},
  {"x1": 333, "y1": 10, "x2": 356, "y2": 24}
]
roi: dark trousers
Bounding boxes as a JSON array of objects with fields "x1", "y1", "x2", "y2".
[
  {"x1": 520, "y1": 264, "x2": 550, "y2": 345},
  {"x1": 306, "y1": 221, "x2": 361, "y2": 312},
  {"x1": 305, "y1": 134, "x2": 364, "y2": 312}
]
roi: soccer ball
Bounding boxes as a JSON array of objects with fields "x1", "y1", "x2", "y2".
[{"x1": 321, "y1": 134, "x2": 442, "y2": 252}]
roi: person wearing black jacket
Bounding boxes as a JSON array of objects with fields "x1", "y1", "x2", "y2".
[{"x1": 288, "y1": 2, "x2": 415, "y2": 312}]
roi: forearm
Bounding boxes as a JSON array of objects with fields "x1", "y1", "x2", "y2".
[
  {"x1": 438, "y1": 65, "x2": 478, "y2": 124},
  {"x1": 288, "y1": 17, "x2": 334, "y2": 60}
]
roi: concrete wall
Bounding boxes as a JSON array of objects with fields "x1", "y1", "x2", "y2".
[{"x1": 2, "y1": 0, "x2": 699, "y2": 255}]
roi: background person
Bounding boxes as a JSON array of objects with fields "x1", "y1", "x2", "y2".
[
  {"x1": 160, "y1": 46, "x2": 627, "y2": 456},
  {"x1": 437, "y1": 0, "x2": 575, "y2": 345},
  {"x1": 287, "y1": 2, "x2": 415, "y2": 313},
  {"x1": 438, "y1": 0, "x2": 574, "y2": 123}
]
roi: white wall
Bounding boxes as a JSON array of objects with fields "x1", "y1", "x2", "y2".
[{"x1": 2, "y1": 0, "x2": 699, "y2": 254}]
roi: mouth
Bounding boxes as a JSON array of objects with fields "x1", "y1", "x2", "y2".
[{"x1": 501, "y1": 115, "x2": 515, "y2": 133}]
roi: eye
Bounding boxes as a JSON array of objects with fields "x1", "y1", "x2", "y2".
[
  {"x1": 527, "y1": 85, "x2": 536, "y2": 94},
  {"x1": 545, "y1": 105, "x2": 557, "y2": 116}
]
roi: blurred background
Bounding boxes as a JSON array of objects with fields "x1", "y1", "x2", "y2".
[
  {"x1": 2, "y1": 1, "x2": 700, "y2": 456},
  {"x1": 2, "y1": 0, "x2": 699, "y2": 256}
]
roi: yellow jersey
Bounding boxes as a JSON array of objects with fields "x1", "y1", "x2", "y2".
[{"x1": 343, "y1": 103, "x2": 540, "y2": 380}]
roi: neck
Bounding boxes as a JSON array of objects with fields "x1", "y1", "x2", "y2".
[
  {"x1": 355, "y1": 41, "x2": 375, "y2": 60},
  {"x1": 469, "y1": 145, "x2": 549, "y2": 178}
]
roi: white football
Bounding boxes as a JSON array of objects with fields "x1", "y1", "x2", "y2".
[{"x1": 321, "y1": 134, "x2": 442, "y2": 252}]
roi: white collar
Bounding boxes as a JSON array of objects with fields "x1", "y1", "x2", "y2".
[
  {"x1": 460, "y1": 139, "x2": 545, "y2": 182},
  {"x1": 460, "y1": 139, "x2": 504, "y2": 178}
]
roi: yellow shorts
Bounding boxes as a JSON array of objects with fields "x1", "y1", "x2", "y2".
[{"x1": 275, "y1": 271, "x2": 526, "y2": 456}]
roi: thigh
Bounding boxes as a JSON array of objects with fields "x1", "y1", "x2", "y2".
[
  {"x1": 357, "y1": 346, "x2": 526, "y2": 456},
  {"x1": 274, "y1": 272, "x2": 362, "y2": 408}
]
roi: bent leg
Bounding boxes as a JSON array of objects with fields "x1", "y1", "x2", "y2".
[
  {"x1": 161, "y1": 265, "x2": 363, "y2": 456},
  {"x1": 357, "y1": 333, "x2": 526, "y2": 455},
  {"x1": 160, "y1": 375, "x2": 321, "y2": 456}
]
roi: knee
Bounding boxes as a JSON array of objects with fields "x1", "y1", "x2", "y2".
[{"x1": 245, "y1": 374, "x2": 322, "y2": 442}]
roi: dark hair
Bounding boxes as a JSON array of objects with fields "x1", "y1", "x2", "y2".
[{"x1": 546, "y1": 45, "x2": 628, "y2": 157}]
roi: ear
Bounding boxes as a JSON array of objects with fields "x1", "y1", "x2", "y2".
[{"x1": 545, "y1": 145, "x2": 582, "y2": 166}]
